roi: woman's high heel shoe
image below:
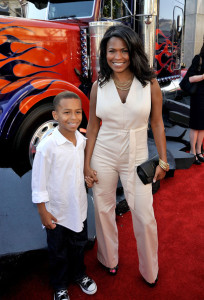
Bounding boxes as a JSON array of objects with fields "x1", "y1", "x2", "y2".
[
  {"x1": 193, "y1": 155, "x2": 201, "y2": 165},
  {"x1": 108, "y1": 265, "x2": 118, "y2": 276},
  {"x1": 196, "y1": 153, "x2": 204, "y2": 162},
  {"x1": 143, "y1": 274, "x2": 158, "y2": 287},
  {"x1": 100, "y1": 262, "x2": 118, "y2": 276}
]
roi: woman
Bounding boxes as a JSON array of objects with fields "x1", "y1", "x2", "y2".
[
  {"x1": 188, "y1": 43, "x2": 204, "y2": 164},
  {"x1": 84, "y1": 25, "x2": 169, "y2": 286}
]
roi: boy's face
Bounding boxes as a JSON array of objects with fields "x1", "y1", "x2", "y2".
[{"x1": 52, "y1": 97, "x2": 82, "y2": 135}]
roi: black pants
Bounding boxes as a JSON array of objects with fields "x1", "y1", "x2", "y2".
[{"x1": 46, "y1": 220, "x2": 87, "y2": 291}]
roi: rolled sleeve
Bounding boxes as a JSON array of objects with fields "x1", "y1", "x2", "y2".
[
  {"x1": 32, "y1": 190, "x2": 49, "y2": 203},
  {"x1": 32, "y1": 150, "x2": 51, "y2": 204}
]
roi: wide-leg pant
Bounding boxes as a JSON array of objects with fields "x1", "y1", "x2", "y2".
[{"x1": 91, "y1": 139, "x2": 158, "y2": 284}]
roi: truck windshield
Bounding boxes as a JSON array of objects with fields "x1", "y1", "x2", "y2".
[
  {"x1": 26, "y1": 0, "x2": 94, "y2": 20},
  {"x1": 49, "y1": 0, "x2": 94, "y2": 19}
]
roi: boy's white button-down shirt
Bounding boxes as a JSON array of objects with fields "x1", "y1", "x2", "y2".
[{"x1": 32, "y1": 127, "x2": 87, "y2": 232}]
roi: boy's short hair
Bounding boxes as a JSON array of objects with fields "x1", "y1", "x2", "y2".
[{"x1": 53, "y1": 91, "x2": 81, "y2": 110}]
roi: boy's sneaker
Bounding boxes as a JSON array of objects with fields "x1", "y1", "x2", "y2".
[
  {"x1": 54, "y1": 289, "x2": 70, "y2": 300},
  {"x1": 77, "y1": 275, "x2": 97, "y2": 295}
]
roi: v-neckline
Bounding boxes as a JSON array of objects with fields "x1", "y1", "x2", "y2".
[{"x1": 112, "y1": 77, "x2": 134, "y2": 104}]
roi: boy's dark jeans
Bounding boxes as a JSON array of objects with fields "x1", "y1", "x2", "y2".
[{"x1": 46, "y1": 220, "x2": 87, "y2": 291}]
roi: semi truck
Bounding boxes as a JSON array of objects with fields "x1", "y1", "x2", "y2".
[{"x1": 0, "y1": 0, "x2": 185, "y2": 176}]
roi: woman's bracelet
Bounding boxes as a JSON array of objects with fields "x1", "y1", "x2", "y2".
[{"x1": 159, "y1": 158, "x2": 170, "y2": 172}]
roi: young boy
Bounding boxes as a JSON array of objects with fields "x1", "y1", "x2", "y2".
[{"x1": 32, "y1": 91, "x2": 97, "y2": 300}]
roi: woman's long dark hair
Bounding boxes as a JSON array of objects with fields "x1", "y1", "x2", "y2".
[{"x1": 98, "y1": 24, "x2": 155, "y2": 87}]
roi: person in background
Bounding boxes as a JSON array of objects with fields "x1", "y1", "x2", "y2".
[
  {"x1": 188, "y1": 43, "x2": 204, "y2": 164},
  {"x1": 32, "y1": 91, "x2": 97, "y2": 300},
  {"x1": 84, "y1": 25, "x2": 169, "y2": 287}
]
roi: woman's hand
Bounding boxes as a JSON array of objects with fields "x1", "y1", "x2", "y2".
[
  {"x1": 84, "y1": 166, "x2": 98, "y2": 185},
  {"x1": 153, "y1": 165, "x2": 166, "y2": 183}
]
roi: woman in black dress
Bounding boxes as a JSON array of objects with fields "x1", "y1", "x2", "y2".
[{"x1": 188, "y1": 43, "x2": 204, "y2": 164}]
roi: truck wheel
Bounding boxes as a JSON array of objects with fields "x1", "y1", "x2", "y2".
[{"x1": 12, "y1": 103, "x2": 56, "y2": 176}]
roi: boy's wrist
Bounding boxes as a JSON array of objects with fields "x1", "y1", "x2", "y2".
[{"x1": 37, "y1": 202, "x2": 47, "y2": 214}]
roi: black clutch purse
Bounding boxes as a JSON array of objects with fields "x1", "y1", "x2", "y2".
[{"x1": 136, "y1": 155, "x2": 159, "y2": 185}]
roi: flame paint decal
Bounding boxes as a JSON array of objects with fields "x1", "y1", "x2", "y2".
[
  {"x1": 0, "y1": 78, "x2": 54, "y2": 99},
  {"x1": 0, "y1": 77, "x2": 90, "y2": 138},
  {"x1": 0, "y1": 60, "x2": 61, "y2": 82},
  {"x1": 155, "y1": 29, "x2": 179, "y2": 77},
  {"x1": 0, "y1": 20, "x2": 67, "y2": 122},
  {"x1": 0, "y1": 21, "x2": 15, "y2": 24},
  {"x1": 0, "y1": 78, "x2": 59, "y2": 135},
  {"x1": 0, "y1": 24, "x2": 63, "y2": 83},
  {"x1": 0, "y1": 19, "x2": 88, "y2": 140},
  {"x1": 0, "y1": 34, "x2": 54, "y2": 61},
  {"x1": 0, "y1": 25, "x2": 33, "y2": 33}
]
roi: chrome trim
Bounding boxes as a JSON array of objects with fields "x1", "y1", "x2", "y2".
[
  {"x1": 138, "y1": 0, "x2": 157, "y2": 67},
  {"x1": 80, "y1": 28, "x2": 88, "y2": 77},
  {"x1": 157, "y1": 75, "x2": 181, "y2": 83},
  {"x1": 160, "y1": 77, "x2": 181, "y2": 93}
]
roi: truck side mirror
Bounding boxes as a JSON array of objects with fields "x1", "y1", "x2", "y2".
[{"x1": 177, "y1": 15, "x2": 182, "y2": 33}]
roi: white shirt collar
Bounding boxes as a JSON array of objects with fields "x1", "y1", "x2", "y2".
[{"x1": 53, "y1": 127, "x2": 87, "y2": 146}]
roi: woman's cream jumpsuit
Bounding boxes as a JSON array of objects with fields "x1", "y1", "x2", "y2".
[{"x1": 91, "y1": 78, "x2": 158, "y2": 283}]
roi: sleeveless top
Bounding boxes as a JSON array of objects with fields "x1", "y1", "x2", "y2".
[{"x1": 96, "y1": 77, "x2": 151, "y2": 131}]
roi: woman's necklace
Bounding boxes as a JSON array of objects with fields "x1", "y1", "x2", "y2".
[{"x1": 113, "y1": 77, "x2": 134, "y2": 91}]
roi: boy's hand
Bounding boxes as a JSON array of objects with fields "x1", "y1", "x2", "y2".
[
  {"x1": 37, "y1": 203, "x2": 57, "y2": 229},
  {"x1": 84, "y1": 166, "x2": 98, "y2": 184},
  {"x1": 85, "y1": 176, "x2": 94, "y2": 188}
]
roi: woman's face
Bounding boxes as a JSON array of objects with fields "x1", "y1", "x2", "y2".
[{"x1": 106, "y1": 36, "x2": 130, "y2": 74}]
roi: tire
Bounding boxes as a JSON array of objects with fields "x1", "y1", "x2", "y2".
[{"x1": 12, "y1": 103, "x2": 56, "y2": 176}]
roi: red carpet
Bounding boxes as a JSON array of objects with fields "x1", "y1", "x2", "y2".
[{"x1": 2, "y1": 164, "x2": 204, "y2": 300}]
